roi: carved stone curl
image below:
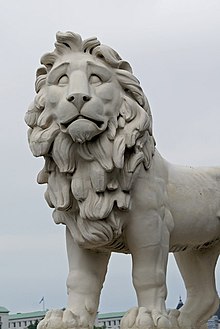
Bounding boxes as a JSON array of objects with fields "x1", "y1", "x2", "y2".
[{"x1": 25, "y1": 31, "x2": 220, "y2": 329}]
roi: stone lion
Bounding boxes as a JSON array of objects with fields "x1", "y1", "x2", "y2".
[{"x1": 25, "y1": 32, "x2": 220, "y2": 329}]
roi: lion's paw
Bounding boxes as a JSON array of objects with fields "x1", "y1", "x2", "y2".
[
  {"x1": 120, "y1": 307, "x2": 174, "y2": 329},
  {"x1": 37, "y1": 309, "x2": 91, "y2": 329}
]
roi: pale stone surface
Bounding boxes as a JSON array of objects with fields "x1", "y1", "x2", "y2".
[{"x1": 25, "y1": 32, "x2": 220, "y2": 329}]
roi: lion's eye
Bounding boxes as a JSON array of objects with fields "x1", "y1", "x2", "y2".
[
  {"x1": 89, "y1": 74, "x2": 102, "y2": 85},
  {"x1": 58, "y1": 75, "x2": 69, "y2": 85}
]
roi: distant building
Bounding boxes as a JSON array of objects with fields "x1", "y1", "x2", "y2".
[
  {"x1": 0, "y1": 306, "x2": 9, "y2": 329},
  {"x1": 97, "y1": 312, "x2": 125, "y2": 329},
  {"x1": 208, "y1": 315, "x2": 219, "y2": 329},
  {"x1": 8, "y1": 311, "x2": 46, "y2": 329},
  {"x1": 207, "y1": 303, "x2": 220, "y2": 329}
]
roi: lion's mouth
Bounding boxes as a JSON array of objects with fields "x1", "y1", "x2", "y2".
[
  {"x1": 60, "y1": 115, "x2": 105, "y2": 131},
  {"x1": 60, "y1": 115, "x2": 107, "y2": 143}
]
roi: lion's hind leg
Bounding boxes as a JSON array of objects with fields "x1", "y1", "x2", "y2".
[{"x1": 174, "y1": 241, "x2": 220, "y2": 329}]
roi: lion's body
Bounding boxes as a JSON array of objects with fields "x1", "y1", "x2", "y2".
[
  {"x1": 122, "y1": 151, "x2": 220, "y2": 252},
  {"x1": 26, "y1": 32, "x2": 220, "y2": 329}
]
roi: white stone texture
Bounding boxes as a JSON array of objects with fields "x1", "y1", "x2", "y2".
[{"x1": 25, "y1": 32, "x2": 220, "y2": 329}]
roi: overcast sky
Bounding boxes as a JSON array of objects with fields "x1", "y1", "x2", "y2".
[{"x1": 0, "y1": 0, "x2": 220, "y2": 315}]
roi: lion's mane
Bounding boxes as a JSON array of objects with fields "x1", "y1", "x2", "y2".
[{"x1": 25, "y1": 32, "x2": 155, "y2": 250}]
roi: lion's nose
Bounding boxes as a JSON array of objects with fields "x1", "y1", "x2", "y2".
[{"x1": 66, "y1": 93, "x2": 91, "y2": 110}]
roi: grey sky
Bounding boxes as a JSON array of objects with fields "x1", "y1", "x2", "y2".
[{"x1": 0, "y1": 0, "x2": 219, "y2": 315}]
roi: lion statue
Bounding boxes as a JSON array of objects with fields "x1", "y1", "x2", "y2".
[{"x1": 25, "y1": 32, "x2": 220, "y2": 329}]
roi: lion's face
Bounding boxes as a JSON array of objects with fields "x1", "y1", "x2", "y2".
[{"x1": 41, "y1": 53, "x2": 123, "y2": 143}]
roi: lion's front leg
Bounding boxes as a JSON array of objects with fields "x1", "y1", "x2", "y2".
[
  {"x1": 66, "y1": 227, "x2": 111, "y2": 328},
  {"x1": 38, "y1": 228, "x2": 110, "y2": 329},
  {"x1": 122, "y1": 210, "x2": 172, "y2": 329}
]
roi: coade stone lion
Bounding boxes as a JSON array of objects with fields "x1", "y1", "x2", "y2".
[{"x1": 25, "y1": 32, "x2": 220, "y2": 329}]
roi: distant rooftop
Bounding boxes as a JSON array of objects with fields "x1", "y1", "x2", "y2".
[
  {"x1": 0, "y1": 306, "x2": 9, "y2": 313},
  {"x1": 9, "y1": 310, "x2": 125, "y2": 321},
  {"x1": 98, "y1": 311, "x2": 125, "y2": 319},
  {"x1": 9, "y1": 311, "x2": 46, "y2": 320}
]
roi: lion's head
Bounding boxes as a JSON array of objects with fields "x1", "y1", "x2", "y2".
[{"x1": 25, "y1": 32, "x2": 155, "y2": 250}]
